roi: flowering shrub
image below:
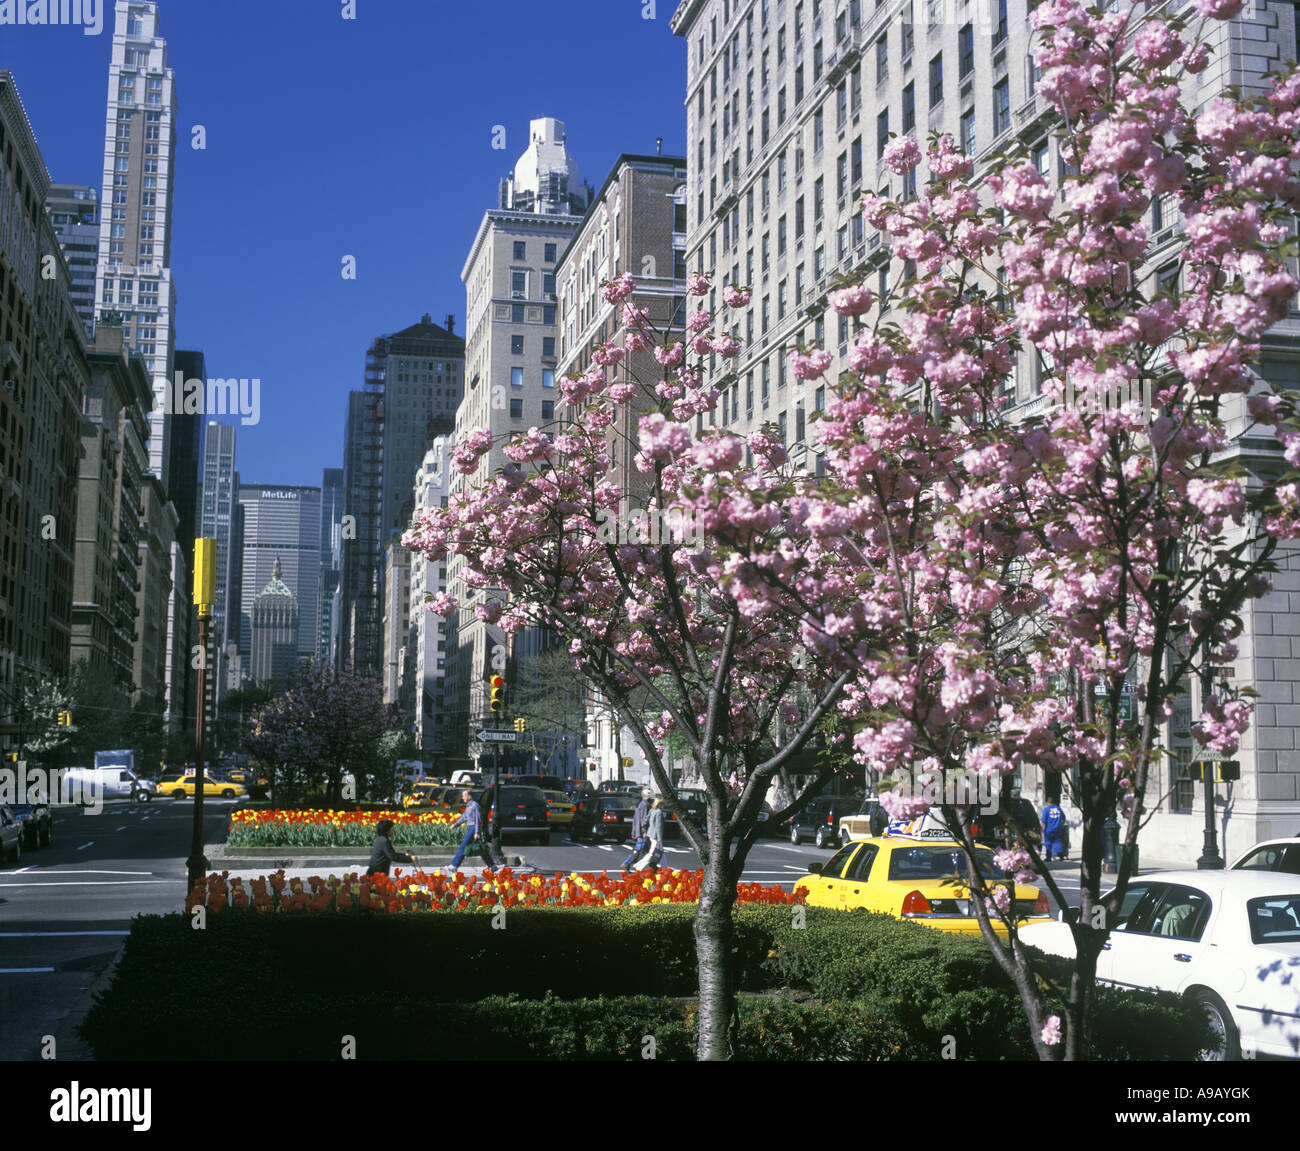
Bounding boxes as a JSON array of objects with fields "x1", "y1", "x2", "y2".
[
  {"x1": 226, "y1": 808, "x2": 460, "y2": 849},
  {"x1": 185, "y1": 867, "x2": 804, "y2": 915}
]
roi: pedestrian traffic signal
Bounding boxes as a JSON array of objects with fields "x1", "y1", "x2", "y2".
[
  {"x1": 514, "y1": 717, "x2": 526, "y2": 733},
  {"x1": 489, "y1": 675, "x2": 505, "y2": 713}
]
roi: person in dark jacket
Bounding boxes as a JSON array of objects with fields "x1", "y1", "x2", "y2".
[
  {"x1": 447, "y1": 789, "x2": 497, "y2": 872},
  {"x1": 622, "y1": 789, "x2": 652, "y2": 870},
  {"x1": 366, "y1": 819, "x2": 418, "y2": 876}
]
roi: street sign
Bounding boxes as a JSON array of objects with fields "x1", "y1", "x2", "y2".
[{"x1": 476, "y1": 730, "x2": 521, "y2": 744}]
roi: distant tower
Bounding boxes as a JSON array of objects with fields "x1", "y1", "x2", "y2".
[{"x1": 250, "y1": 557, "x2": 300, "y2": 686}]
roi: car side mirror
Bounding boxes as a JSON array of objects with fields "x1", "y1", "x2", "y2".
[{"x1": 807, "y1": 863, "x2": 823, "y2": 874}]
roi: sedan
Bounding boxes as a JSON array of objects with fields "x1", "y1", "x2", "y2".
[
  {"x1": 161, "y1": 774, "x2": 247, "y2": 799},
  {"x1": 792, "y1": 836, "x2": 1050, "y2": 938},
  {"x1": 9, "y1": 799, "x2": 52, "y2": 849},
  {"x1": 1020, "y1": 870, "x2": 1300, "y2": 1060},
  {"x1": 1231, "y1": 837, "x2": 1300, "y2": 875},
  {"x1": 590, "y1": 795, "x2": 638, "y2": 842}
]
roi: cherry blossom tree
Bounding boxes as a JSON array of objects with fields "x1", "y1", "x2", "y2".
[{"x1": 405, "y1": 0, "x2": 1300, "y2": 1060}]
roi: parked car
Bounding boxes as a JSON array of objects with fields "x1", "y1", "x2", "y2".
[
  {"x1": 1, "y1": 804, "x2": 25, "y2": 865},
  {"x1": 837, "y1": 796, "x2": 888, "y2": 845},
  {"x1": 541, "y1": 788, "x2": 576, "y2": 829},
  {"x1": 1020, "y1": 870, "x2": 1300, "y2": 1060},
  {"x1": 402, "y1": 780, "x2": 441, "y2": 809},
  {"x1": 475, "y1": 784, "x2": 550, "y2": 844},
  {"x1": 598, "y1": 780, "x2": 645, "y2": 796},
  {"x1": 1231, "y1": 836, "x2": 1300, "y2": 875},
  {"x1": 666, "y1": 787, "x2": 709, "y2": 829},
  {"x1": 788, "y1": 794, "x2": 864, "y2": 849},
  {"x1": 793, "y1": 836, "x2": 1050, "y2": 938},
  {"x1": 9, "y1": 796, "x2": 52, "y2": 849}
]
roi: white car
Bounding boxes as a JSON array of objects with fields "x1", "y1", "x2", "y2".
[
  {"x1": 1231, "y1": 836, "x2": 1300, "y2": 874},
  {"x1": 1020, "y1": 870, "x2": 1300, "y2": 1060}
]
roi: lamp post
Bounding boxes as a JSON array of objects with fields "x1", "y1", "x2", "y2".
[
  {"x1": 1196, "y1": 659, "x2": 1226, "y2": 871},
  {"x1": 187, "y1": 538, "x2": 217, "y2": 896}
]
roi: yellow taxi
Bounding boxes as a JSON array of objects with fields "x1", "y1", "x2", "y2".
[
  {"x1": 161, "y1": 772, "x2": 248, "y2": 800},
  {"x1": 542, "y1": 789, "x2": 576, "y2": 828},
  {"x1": 402, "y1": 780, "x2": 442, "y2": 809},
  {"x1": 792, "y1": 831, "x2": 1050, "y2": 937}
]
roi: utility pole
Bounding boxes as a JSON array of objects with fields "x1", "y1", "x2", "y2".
[{"x1": 188, "y1": 539, "x2": 217, "y2": 896}]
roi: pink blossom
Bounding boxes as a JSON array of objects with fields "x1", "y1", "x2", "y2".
[
  {"x1": 723, "y1": 284, "x2": 751, "y2": 308},
  {"x1": 789, "y1": 349, "x2": 834, "y2": 380},
  {"x1": 1196, "y1": 0, "x2": 1243, "y2": 17},
  {"x1": 829, "y1": 285, "x2": 876, "y2": 316},
  {"x1": 1132, "y1": 20, "x2": 1181, "y2": 69},
  {"x1": 654, "y1": 342, "x2": 685, "y2": 368},
  {"x1": 638, "y1": 414, "x2": 692, "y2": 462},
  {"x1": 712, "y1": 335, "x2": 742, "y2": 358},
  {"x1": 426, "y1": 591, "x2": 458, "y2": 617},
  {"x1": 687, "y1": 308, "x2": 712, "y2": 334},
  {"x1": 602, "y1": 273, "x2": 636, "y2": 305},
  {"x1": 1040, "y1": 1016, "x2": 1062, "y2": 1046},
  {"x1": 622, "y1": 304, "x2": 650, "y2": 330},
  {"x1": 987, "y1": 164, "x2": 1054, "y2": 222},
  {"x1": 687, "y1": 272, "x2": 712, "y2": 296},
  {"x1": 882, "y1": 135, "x2": 921, "y2": 175}
]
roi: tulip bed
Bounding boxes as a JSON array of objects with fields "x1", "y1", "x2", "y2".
[
  {"x1": 186, "y1": 866, "x2": 804, "y2": 914},
  {"x1": 225, "y1": 807, "x2": 461, "y2": 849}
]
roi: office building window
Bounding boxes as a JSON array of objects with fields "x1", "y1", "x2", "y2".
[
  {"x1": 930, "y1": 52, "x2": 943, "y2": 106},
  {"x1": 544, "y1": 243, "x2": 556, "y2": 262},
  {"x1": 511, "y1": 335, "x2": 524, "y2": 355},
  {"x1": 877, "y1": 108, "x2": 890, "y2": 159},
  {"x1": 959, "y1": 24, "x2": 974, "y2": 78},
  {"x1": 994, "y1": 79, "x2": 1011, "y2": 137},
  {"x1": 542, "y1": 369, "x2": 556, "y2": 388},
  {"x1": 511, "y1": 367, "x2": 524, "y2": 388},
  {"x1": 542, "y1": 336, "x2": 555, "y2": 357},
  {"x1": 903, "y1": 83, "x2": 915, "y2": 134},
  {"x1": 541, "y1": 400, "x2": 555, "y2": 420},
  {"x1": 512, "y1": 304, "x2": 525, "y2": 323},
  {"x1": 876, "y1": 35, "x2": 888, "y2": 84},
  {"x1": 961, "y1": 108, "x2": 976, "y2": 155},
  {"x1": 510, "y1": 398, "x2": 523, "y2": 418}
]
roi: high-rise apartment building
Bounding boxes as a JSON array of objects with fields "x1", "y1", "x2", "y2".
[
  {"x1": 671, "y1": 0, "x2": 1300, "y2": 858},
  {"x1": 45, "y1": 184, "x2": 100, "y2": 339},
  {"x1": 0, "y1": 71, "x2": 91, "y2": 699},
  {"x1": 408, "y1": 438, "x2": 453, "y2": 752},
  {"x1": 341, "y1": 315, "x2": 464, "y2": 676},
  {"x1": 446, "y1": 118, "x2": 591, "y2": 756},
  {"x1": 94, "y1": 0, "x2": 178, "y2": 483},
  {"x1": 383, "y1": 540, "x2": 412, "y2": 708},
  {"x1": 234, "y1": 484, "x2": 322, "y2": 681}
]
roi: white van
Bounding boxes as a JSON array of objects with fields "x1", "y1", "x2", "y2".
[{"x1": 61, "y1": 766, "x2": 155, "y2": 803}]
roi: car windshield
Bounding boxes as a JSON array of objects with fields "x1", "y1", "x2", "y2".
[
  {"x1": 887, "y1": 845, "x2": 1006, "y2": 881},
  {"x1": 1246, "y1": 896, "x2": 1300, "y2": 944}
]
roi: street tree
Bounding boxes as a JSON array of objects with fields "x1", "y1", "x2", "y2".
[{"x1": 404, "y1": 0, "x2": 1300, "y2": 1059}]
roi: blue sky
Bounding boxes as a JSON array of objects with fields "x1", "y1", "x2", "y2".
[{"x1": 0, "y1": 0, "x2": 687, "y2": 487}]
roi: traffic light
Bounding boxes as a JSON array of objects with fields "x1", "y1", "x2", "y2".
[
  {"x1": 489, "y1": 674, "x2": 505, "y2": 713},
  {"x1": 57, "y1": 710, "x2": 72, "y2": 727},
  {"x1": 514, "y1": 717, "x2": 526, "y2": 733}
]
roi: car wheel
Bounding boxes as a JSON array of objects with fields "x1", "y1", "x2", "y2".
[
  {"x1": 789, "y1": 825, "x2": 801, "y2": 846},
  {"x1": 136, "y1": 790, "x2": 152, "y2": 803},
  {"x1": 172, "y1": 789, "x2": 187, "y2": 798},
  {"x1": 815, "y1": 827, "x2": 830, "y2": 850},
  {"x1": 9, "y1": 835, "x2": 20, "y2": 866},
  {"x1": 221, "y1": 789, "x2": 235, "y2": 798},
  {"x1": 1192, "y1": 990, "x2": 1241, "y2": 1061}
]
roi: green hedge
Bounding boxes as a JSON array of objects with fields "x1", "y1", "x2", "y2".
[{"x1": 81, "y1": 906, "x2": 1208, "y2": 1060}]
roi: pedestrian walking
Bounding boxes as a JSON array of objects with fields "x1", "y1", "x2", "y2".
[
  {"x1": 365, "y1": 819, "x2": 418, "y2": 877},
  {"x1": 1041, "y1": 801, "x2": 1066, "y2": 861},
  {"x1": 621, "y1": 788, "x2": 652, "y2": 870},
  {"x1": 633, "y1": 797, "x2": 666, "y2": 870},
  {"x1": 447, "y1": 788, "x2": 496, "y2": 873}
]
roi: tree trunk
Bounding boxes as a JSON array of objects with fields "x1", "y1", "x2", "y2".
[{"x1": 694, "y1": 823, "x2": 738, "y2": 1060}]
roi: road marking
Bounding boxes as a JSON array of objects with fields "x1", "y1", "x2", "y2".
[
  {"x1": 0, "y1": 967, "x2": 55, "y2": 974},
  {"x1": 10, "y1": 870, "x2": 152, "y2": 876},
  {"x1": 0, "y1": 930, "x2": 129, "y2": 938},
  {"x1": 14, "y1": 866, "x2": 32, "y2": 874},
  {"x1": 782, "y1": 864, "x2": 813, "y2": 872},
  {"x1": 769, "y1": 844, "x2": 818, "y2": 854},
  {"x1": 0, "y1": 881, "x2": 170, "y2": 888},
  {"x1": 597, "y1": 844, "x2": 614, "y2": 851},
  {"x1": 76, "y1": 843, "x2": 93, "y2": 851},
  {"x1": 116, "y1": 827, "x2": 127, "y2": 832}
]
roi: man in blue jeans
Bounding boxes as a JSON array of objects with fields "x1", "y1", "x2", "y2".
[
  {"x1": 447, "y1": 788, "x2": 495, "y2": 873},
  {"x1": 622, "y1": 788, "x2": 652, "y2": 870}
]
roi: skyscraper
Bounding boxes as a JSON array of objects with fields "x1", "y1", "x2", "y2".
[
  {"x1": 319, "y1": 466, "x2": 344, "y2": 668},
  {"x1": 235, "y1": 484, "x2": 322, "y2": 680},
  {"x1": 670, "y1": 0, "x2": 1300, "y2": 859},
  {"x1": 341, "y1": 315, "x2": 464, "y2": 676},
  {"x1": 446, "y1": 117, "x2": 590, "y2": 755},
  {"x1": 198, "y1": 421, "x2": 237, "y2": 714},
  {"x1": 94, "y1": 0, "x2": 178, "y2": 482}
]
